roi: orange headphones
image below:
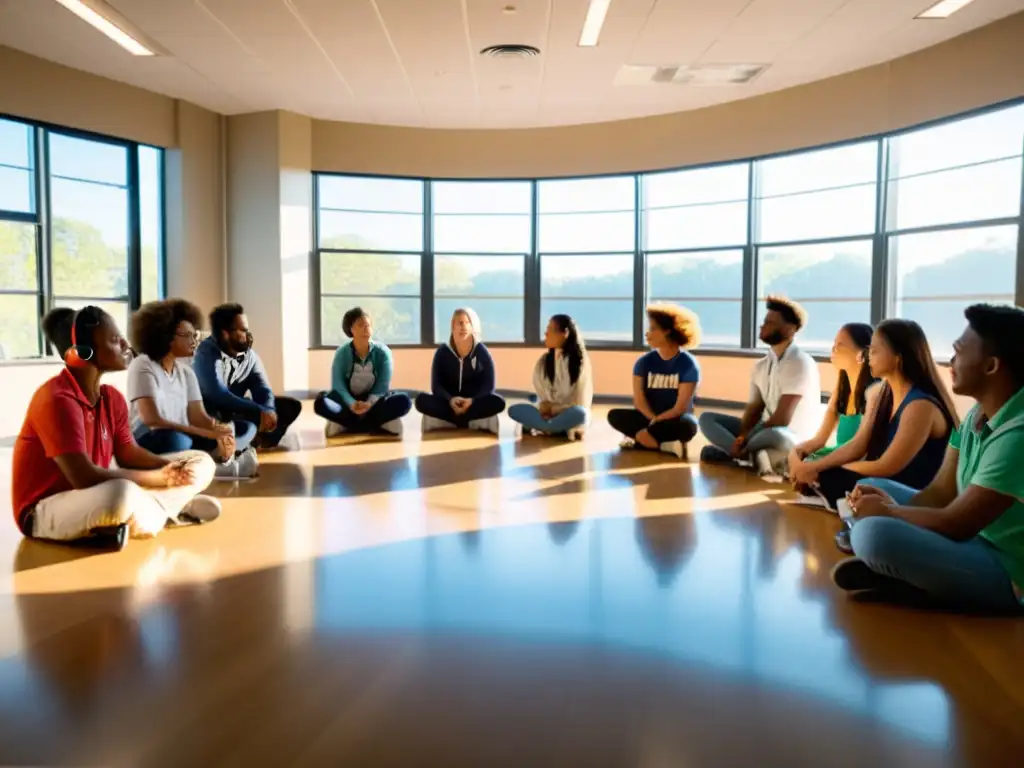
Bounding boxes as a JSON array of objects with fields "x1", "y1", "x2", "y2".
[{"x1": 64, "y1": 309, "x2": 95, "y2": 368}]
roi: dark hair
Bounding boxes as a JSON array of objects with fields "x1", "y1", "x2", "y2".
[
  {"x1": 834, "y1": 322, "x2": 876, "y2": 416},
  {"x1": 865, "y1": 319, "x2": 959, "y2": 460},
  {"x1": 42, "y1": 306, "x2": 107, "y2": 359},
  {"x1": 544, "y1": 314, "x2": 587, "y2": 385},
  {"x1": 130, "y1": 298, "x2": 203, "y2": 360},
  {"x1": 965, "y1": 304, "x2": 1024, "y2": 389},
  {"x1": 209, "y1": 303, "x2": 244, "y2": 338},
  {"x1": 342, "y1": 307, "x2": 369, "y2": 338},
  {"x1": 646, "y1": 303, "x2": 701, "y2": 349},
  {"x1": 765, "y1": 295, "x2": 808, "y2": 330}
]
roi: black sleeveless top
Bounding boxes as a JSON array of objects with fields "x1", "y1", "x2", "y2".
[{"x1": 867, "y1": 386, "x2": 951, "y2": 489}]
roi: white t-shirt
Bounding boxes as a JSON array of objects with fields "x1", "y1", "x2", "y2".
[
  {"x1": 749, "y1": 343, "x2": 821, "y2": 441},
  {"x1": 127, "y1": 354, "x2": 203, "y2": 434}
]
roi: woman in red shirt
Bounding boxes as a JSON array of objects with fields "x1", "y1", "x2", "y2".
[{"x1": 12, "y1": 306, "x2": 220, "y2": 549}]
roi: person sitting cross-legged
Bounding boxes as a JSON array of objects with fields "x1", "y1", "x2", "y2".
[
  {"x1": 607, "y1": 304, "x2": 702, "y2": 460},
  {"x1": 699, "y1": 295, "x2": 821, "y2": 478},
  {"x1": 128, "y1": 299, "x2": 258, "y2": 479},
  {"x1": 193, "y1": 303, "x2": 302, "y2": 451},
  {"x1": 12, "y1": 306, "x2": 219, "y2": 548},
  {"x1": 414, "y1": 307, "x2": 506, "y2": 433},
  {"x1": 508, "y1": 314, "x2": 592, "y2": 441},
  {"x1": 314, "y1": 307, "x2": 412, "y2": 437},
  {"x1": 833, "y1": 304, "x2": 1024, "y2": 614}
]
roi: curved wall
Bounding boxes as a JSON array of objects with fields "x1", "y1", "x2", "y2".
[{"x1": 312, "y1": 11, "x2": 1024, "y2": 179}]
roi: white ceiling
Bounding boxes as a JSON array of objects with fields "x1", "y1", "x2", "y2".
[{"x1": 2, "y1": 0, "x2": 1023, "y2": 128}]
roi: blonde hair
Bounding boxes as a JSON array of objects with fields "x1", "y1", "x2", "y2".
[{"x1": 450, "y1": 307, "x2": 482, "y2": 343}]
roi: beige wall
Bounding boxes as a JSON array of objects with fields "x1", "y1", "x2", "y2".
[
  {"x1": 165, "y1": 101, "x2": 226, "y2": 311},
  {"x1": 312, "y1": 12, "x2": 1024, "y2": 178},
  {"x1": 226, "y1": 111, "x2": 312, "y2": 392},
  {"x1": 308, "y1": 348, "x2": 973, "y2": 417},
  {"x1": 0, "y1": 45, "x2": 176, "y2": 148}
]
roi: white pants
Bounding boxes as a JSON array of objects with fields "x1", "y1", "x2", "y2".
[{"x1": 28, "y1": 451, "x2": 216, "y2": 541}]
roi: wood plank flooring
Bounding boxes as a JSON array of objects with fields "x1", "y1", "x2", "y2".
[{"x1": 1, "y1": 404, "x2": 1022, "y2": 767}]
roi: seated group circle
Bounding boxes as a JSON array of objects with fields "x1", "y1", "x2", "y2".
[{"x1": 9, "y1": 295, "x2": 1024, "y2": 617}]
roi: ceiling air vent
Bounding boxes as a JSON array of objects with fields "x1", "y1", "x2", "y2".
[
  {"x1": 480, "y1": 44, "x2": 541, "y2": 59},
  {"x1": 615, "y1": 63, "x2": 768, "y2": 86}
]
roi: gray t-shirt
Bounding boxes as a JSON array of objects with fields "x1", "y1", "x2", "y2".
[{"x1": 127, "y1": 354, "x2": 203, "y2": 434}]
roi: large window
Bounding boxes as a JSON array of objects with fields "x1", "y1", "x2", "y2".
[
  {"x1": 539, "y1": 176, "x2": 635, "y2": 342},
  {"x1": 432, "y1": 181, "x2": 529, "y2": 342},
  {"x1": 645, "y1": 163, "x2": 749, "y2": 346},
  {"x1": 317, "y1": 175, "x2": 424, "y2": 346},
  {"x1": 754, "y1": 141, "x2": 878, "y2": 349},
  {"x1": 0, "y1": 117, "x2": 164, "y2": 361},
  {"x1": 885, "y1": 105, "x2": 1024, "y2": 355},
  {"x1": 312, "y1": 100, "x2": 1024, "y2": 355}
]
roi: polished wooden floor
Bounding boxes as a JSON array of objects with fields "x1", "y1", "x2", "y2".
[{"x1": 1, "y1": 404, "x2": 1022, "y2": 767}]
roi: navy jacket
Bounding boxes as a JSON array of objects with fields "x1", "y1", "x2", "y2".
[
  {"x1": 192, "y1": 336, "x2": 274, "y2": 419},
  {"x1": 430, "y1": 342, "x2": 496, "y2": 400}
]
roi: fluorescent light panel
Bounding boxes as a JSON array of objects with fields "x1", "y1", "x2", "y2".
[
  {"x1": 52, "y1": 0, "x2": 155, "y2": 56},
  {"x1": 916, "y1": 0, "x2": 976, "y2": 19},
  {"x1": 578, "y1": 0, "x2": 612, "y2": 47}
]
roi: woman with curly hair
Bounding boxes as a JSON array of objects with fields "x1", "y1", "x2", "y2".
[
  {"x1": 508, "y1": 314, "x2": 593, "y2": 440},
  {"x1": 127, "y1": 299, "x2": 258, "y2": 478},
  {"x1": 608, "y1": 304, "x2": 702, "y2": 459},
  {"x1": 11, "y1": 305, "x2": 219, "y2": 548}
]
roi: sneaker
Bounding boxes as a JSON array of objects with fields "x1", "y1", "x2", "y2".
[
  {"x1": 566, "y1": 427, "x2": 584, "y2": 442},
  {"x1": 468, "y1": 416, "x2": 500, "y2": 435},
  {"x1": 175, "y1": 495, "x2": 222, "y2": 526},
  {"x1": 235, "y1": 447, "x2": 259, "y2": 478},
  {"x1": 380, "y1": 419, "x2": 404, "y2": 436},
  {"x1": 700, "y1": 445, "x2": 734, "y2": 464},
  {"x1": 324, "y1": 421, "x2": 345, "y2": 439},
  {"x1": 619, "y1": 437, "x2": 637, "y2": 450},
  {"x1": 422, "y1": 415, "x2": 455, "y2": 433},
  {"x1": 754, "y1": 450, "x2": 785, "y2": 482},
  {"x1": 660, "y1": 441, "x2": 685, "y2": 460},
  {"x1": 830, "y1": 557, "x2": 898, "y2": 592}
]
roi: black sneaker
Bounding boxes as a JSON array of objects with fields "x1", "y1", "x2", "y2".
[
  {"x1": 830, "y1": 557, "x2": 898, "y2": 592},
  {"x1": 700, "y1": 445, "x2": 735, "y2": 464}
]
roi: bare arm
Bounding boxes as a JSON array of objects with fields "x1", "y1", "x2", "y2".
[
  {"x1": 187, "y1": 400, "x2": 219, "y2": 431},
  {"x1": 907, "y1": 444, "x2": 960, "y2": 509},
  {"x1": 845, "y1": 400, "x2": 940, "y2": 477},
  {"x1": 794, "y1": 392, "x2": 838, "y2": 456},
  {"x1": 134, "y1": 397, "x2": 217, "y2": 439},
  {"x1": 884, "y1": 485, "x2": 1014, "y2": 541},
  {"x1": 632, "y1": 376, "x2": 656, "y2": 421},
  {"x1": 764, "y1": 394, "x2": 803, "y2": 430},
  {"x1": 737, "y1": 394, "x2": 765, "y2": 441},
  {"x1": 799, "y1": 387, "x2": 881, "y2": 473},
  {"x1": 54, "y1": 452, "x2": 168, "y2": 491},
  {"x1": 651, "y1": 382, "x2": 697, "y2": 422}
]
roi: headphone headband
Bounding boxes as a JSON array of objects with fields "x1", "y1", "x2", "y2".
[{"x1": 64, "y1": 307, "x2": 95, "y2": 367}]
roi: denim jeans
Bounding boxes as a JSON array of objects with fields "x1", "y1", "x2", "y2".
[
  {"x1": 849, "y1": 478, "x2": 1022, "y2": 612},
  {"x1": 508, "y1": 404, "x2": 587, "y2": 434},
  {"x1": 697, "y1": 412, "x2": 797, "y2": 467},
  {"x1": 135, "y1": 419, "x2": 257, "y2": 456}
]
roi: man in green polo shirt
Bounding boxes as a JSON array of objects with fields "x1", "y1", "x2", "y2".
[{"x1": 831, "y1": 304, "x2": 1024, "y2": 613}]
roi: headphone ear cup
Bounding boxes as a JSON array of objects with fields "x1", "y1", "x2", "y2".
[{"x1": 64, "y1": 347, "x2": 86, "y2": 368}]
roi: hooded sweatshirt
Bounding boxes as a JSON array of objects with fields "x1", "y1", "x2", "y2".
[
  {"x1": 192, "y1": 335, "x2": 274, "y2": 419},
  {"x1": 430, "y1": 341, "x2": 496, "y2": 400},
  {"x1": 533, "y1": 351, "x2": 593, "y2": 412},
  {"x1": 331, "y1": 340, "x2": 394, "y2": 407}
]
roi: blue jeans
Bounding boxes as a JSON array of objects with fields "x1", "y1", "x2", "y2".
[
  {"x1": 135, "y1": 419, "x2": 257, "y2": 456},
  {"x1": 851, "y1": 478, "x2": 1022, "y2": 612},
  {"x1": 508, "y1": 404, "x2": 587, "y2": 434},
  {"x1": 698, "y1": 412, "x2": 796, "y2": 467}
]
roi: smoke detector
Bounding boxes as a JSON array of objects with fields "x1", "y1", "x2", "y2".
[
  {"x1": 615, "y1": 63, "x2": 768, "y2": 86},
  {"x1": 480, "y1": 44, "x2": 541, "y2": 59}
]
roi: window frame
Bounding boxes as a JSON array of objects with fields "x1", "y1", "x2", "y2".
[
  {"x1": 0, "y1": 112, "x2": 166, "y2": 361},
  {"x1": 310, "y1": 97, "x2": 1024, "y2": 358}
]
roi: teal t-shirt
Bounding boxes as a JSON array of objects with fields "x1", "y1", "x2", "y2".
[{"x1": 950, "y1": 386, "x2": 1024, "y2": 592}]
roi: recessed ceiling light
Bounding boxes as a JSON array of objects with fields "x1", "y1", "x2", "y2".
[
  {"x1": 915, "y1": 0, "x2": 976, "y2": 19},
  {"x1": 578, "y1": 0, "x2": 611, "y2": 47},
  {"x1": 52, "y1": 0, "x2": 155, "y2": 56}
]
